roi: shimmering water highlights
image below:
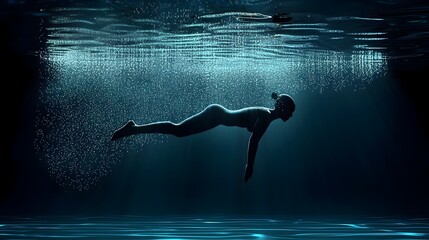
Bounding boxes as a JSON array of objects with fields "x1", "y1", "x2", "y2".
[
  {"x1": 28, "y1": 1, "x2": 428, "y2": 191},
  {"x1": 0, "y1": 216, "x2": 428, "y2": 239},
  {"x1": 35, "y1": 4, "x2": 391, "y2": 191}
]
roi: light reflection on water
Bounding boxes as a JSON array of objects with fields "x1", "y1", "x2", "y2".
[
  {"x1": 0, "y1": 216, "x2": 428, "y2": 239},
  {"x1": 34, "y1": 5, "x2": 392, "y2": 191},
  {"x1": 34, "y1": 2, "x2": 429, "y2": 191}
]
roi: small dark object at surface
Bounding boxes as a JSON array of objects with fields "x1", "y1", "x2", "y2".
[{"x1": 272, "y1": 13, "x2": 292, "y2": 23}]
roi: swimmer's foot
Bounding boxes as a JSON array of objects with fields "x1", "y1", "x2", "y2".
[{"x1": 111, "y1": 120, "x2": 136, "y2": 141}]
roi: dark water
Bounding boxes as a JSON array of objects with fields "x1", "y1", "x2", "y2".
[
  {"x1": 2, "y1": 0, "x2": 429, "y2": 236},
  {"x1": 1, "y1": 216, "x2": 428, "y2": 239}
]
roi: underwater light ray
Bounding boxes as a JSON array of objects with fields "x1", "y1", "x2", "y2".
[{"x1": 35, "y1": 4, "x2": 389, "y2": 190}]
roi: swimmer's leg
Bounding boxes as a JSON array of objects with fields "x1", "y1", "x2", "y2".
[
  {"x1": 111, "y1": 104, "x2": 227, "y2": 140},
  {"x1": 111, "y1": 120, "x2": 181, "y2": 140},
  {"x1": 173, "y1": 104, "x2": 227, "y2": 137}
]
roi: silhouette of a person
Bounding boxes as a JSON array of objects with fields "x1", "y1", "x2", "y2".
[{"x1": 111, "y1": 92, "x2": 295, "y2": 182}]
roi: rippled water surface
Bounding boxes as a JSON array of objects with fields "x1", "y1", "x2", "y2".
[
  {"x1": 1, "y1": 216, "x2": 428, "y2": 239},
  {"x1": 2, "y1": 0, "x2": 428, "y2": 217},
  {"x1": 13, "y1": 0, "x2": 421, "y2": 191}
]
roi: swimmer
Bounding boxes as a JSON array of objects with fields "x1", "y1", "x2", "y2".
[{"x1": 111, "y1": 92, "x2": 295, "y2": 182}]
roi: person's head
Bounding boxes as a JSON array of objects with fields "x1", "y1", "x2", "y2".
[{"x1": 271, "y1": 92, "x2": 295, "y2": 121}]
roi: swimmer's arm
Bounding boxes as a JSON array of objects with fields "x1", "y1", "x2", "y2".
[{"x1": 244, "y1": 120, "x2": 268, "y2": 182}]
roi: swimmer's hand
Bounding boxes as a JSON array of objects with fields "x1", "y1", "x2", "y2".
[{"x1": 244, "y1": 164, "x2": 253, "y2": 182}]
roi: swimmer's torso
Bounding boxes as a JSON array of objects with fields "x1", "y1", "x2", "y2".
[{"x1": 205, "y1": 104, "x2": 271, "y2": 132}]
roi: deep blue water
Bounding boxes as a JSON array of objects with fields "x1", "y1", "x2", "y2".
[
  {"x1": 1, "y1": 216, "x2": 428, "y2": 239},
  {"x1": 1, "y1": 0, "x2": 429, "y2": 235}
]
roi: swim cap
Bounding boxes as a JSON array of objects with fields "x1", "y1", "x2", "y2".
[{"x1": 272, "y1": 92, "x2": 295, "y2": 112}]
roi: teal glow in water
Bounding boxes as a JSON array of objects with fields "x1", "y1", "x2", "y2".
[
  {"x1": 341, "y1": 223, "x2": 369, "y2": 229},
  {"x1": 0, "y1": 216, "x2": 428, "y2": 239},
  {"x1": 251, "y1": 233, "x2": 266, "y2": 238},
  {"x1": 35, "y1": 5, "x2": 388, "y2": 190}
]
